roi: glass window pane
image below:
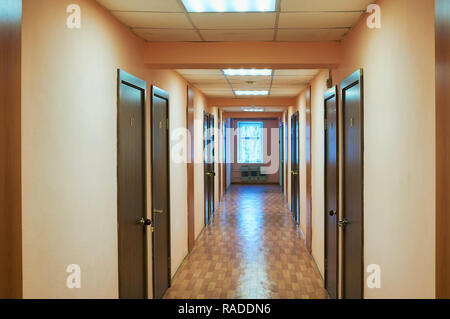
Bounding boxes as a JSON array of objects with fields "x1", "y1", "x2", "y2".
[{"x1": 238, "y1": 122, "x2": 263, "y2": 164}]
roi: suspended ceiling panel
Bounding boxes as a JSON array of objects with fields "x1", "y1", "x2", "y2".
[
  {"x1": 96, "y1": 0, "x2": 376, "y2": 42},
  {"x1": 277, "y1": 29, "x2": 349, "y2": 42},
  {"x1": 278, "y1": 12, "x2": 364, "y2": 29},
  {"x1": 176, "y1": 69, "x2": 320, "y2": 98},
  {"x1": 189, "y1": 13, "x2": 277, "y2": 29},
  {"x1": 133, "y1": 29, "x2": 201, "y2": 42},
  {"x1": 96, "y1": 0, "x2": 183, "y2": 12},
  {"x1": 201, "y1": 29, "x2": 274, "y2": 42},
  {"x1": 281, "y1": 0, "x2": 376, "y2": 12}
]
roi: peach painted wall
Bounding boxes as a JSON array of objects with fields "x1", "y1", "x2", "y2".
[
  {"x1": 22, "y1": 0, "x2": 145, "y2": 298},
  {"x1": 293, "y1": 0, "x2": 436, "y2": 299},
  {"x1": 334, "y1": 0, "x2": 435, "y2": 299},
  {"x1": 193, "y1": 89, "x2": 207, "y2": 239},
  {"x1": 308, "y1": 70, "x2": 329, "y2": 278},
  {"x1": 22, "y1": 0, "x2": 207, "y2": 298}
]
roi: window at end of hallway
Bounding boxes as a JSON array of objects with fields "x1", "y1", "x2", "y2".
[{"x1": 238, "y1": 122, "x2": 263, "y2": 164}]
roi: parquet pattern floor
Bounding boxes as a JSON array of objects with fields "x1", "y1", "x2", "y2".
[{"x1": 164, "y1": 185, "x2": 328, "y2": 299}]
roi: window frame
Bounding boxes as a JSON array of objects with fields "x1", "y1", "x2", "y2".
[{"x1": 237, "y1": 121, "x2": 264, "y2": 164}]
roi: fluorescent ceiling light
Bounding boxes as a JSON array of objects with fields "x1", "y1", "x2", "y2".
[
  {"x1": 223, "y1": 69, "x2": 272, "y2": 76},
  {"x1": 242, "y1": 107, "x2": 265, "y2": 112},
  {"x1": 235, "y1": 90, "x2": 269, "y2": 96},
  {"x1": 182, "y1": 0, "x2": 276, "y2": 13}
]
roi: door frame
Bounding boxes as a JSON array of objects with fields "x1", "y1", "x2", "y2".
[
  {"x1": 291, "y1": 111, "x2": 300, "y2": 224},
  {"x1": 150, "y1": 85, "x2": 172, "y2": 298},
  {"x1": 116, "y1": 69, "x2": 149, "y2": 299},
  {"x1": 323, "y1": 85, "x2": 339, "y2": 299},
  {"x1": 341, "y1": 69, "x2": 364, "y2": 299}
]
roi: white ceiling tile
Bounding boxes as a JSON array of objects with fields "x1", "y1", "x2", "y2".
[
  {"x1": 133, "y1": 29, "x2": 201, "y2": 42},
  {"x1": 274, "y1": 69, "x2": 319, "y2": 76},
  {"x1": 277, "y1": 28, "x2": 349, "y2": 41},
  {"x1": 177, "y1": 69, "x2": 224, "y2": 76},
  {"x1": 281, "y1": 0, "x2": 376, "y2": 12},
  {"x1": 279, "y1": 12, "x2": 364, "y2": 28},
  {"x1": 190, "y1": 13, "x2": 276, "y2": 29},
  {"x1": 96, "y1": 0, "x2": 183, "y2": 12},
  {"x1": 201, "y1": 29, "x2": 274, "y2": 41},
  {"x1": 112, "y1": 12, "x2": 193, "y2": 28}
]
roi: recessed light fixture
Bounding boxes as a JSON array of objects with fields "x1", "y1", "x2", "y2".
[
  {"x1": 223, "y1": 69, "x2": 272, "y2": 76},
  {"x1": 242, "y1": 107, "x2": 265, "y2": 112},
  {"x1": 235, "y1": 90, "x2": 269, "y2": 96},
  {"x1": 182, "y1": 0, "x2": 276, "y2": 13}
]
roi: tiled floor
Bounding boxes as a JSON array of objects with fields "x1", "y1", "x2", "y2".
[{"x1": 164, "y1": 184, "x2": 328, "y2": 299}]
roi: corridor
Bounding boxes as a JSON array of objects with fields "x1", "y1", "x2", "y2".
[{"x1": 164, "y1": 185, "x2": 327, "y2": 299}]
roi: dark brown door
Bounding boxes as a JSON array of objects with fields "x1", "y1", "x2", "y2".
[
  {"x1": 0, "y1": 0, "x2": 22, "y2": 299},
  {"x1": 209, "y1": 115, "x2": 215, "y2": 219},
  {"x1": 151, "y1": 86, "x2": 171, "y2": 299},
  {"x1": 435, "y1": 0, "x2": 450, "y2": 299},
  {"x1": 279, "y1": 123, "x2": 284, "y2": 190},
  {"x1": 204, "y1": 112, "x2": 210, "y2": 225},
  {"x1": 204, "y1": 112, "x2": 215, "y2": 225},
  {"x1": 117, "y1": 70, "x2": 148, "y2": 299},
  {"x1": 291, "y1": 112, "x2": 300, "y2": 224},
  {"x1": 341, "y1": 70, "x2": 364, "y2": 299},
  {"x1": 324, "y1": 86, "x2": 339, "y2": 300},
  {"x1": 305, "y1": 86, "x2": 313, "y2": 253},
  {"x1": 186, "y1": 87, "x2": 195, "y2": 253}
]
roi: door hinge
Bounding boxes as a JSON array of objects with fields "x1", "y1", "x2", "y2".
[
  {"x1": 324, "y1": 119, "x2": 328, "y2": 130},
  {"x1": 151, "y1": 226, "x2": 154, "y2": 233},
  {"x1": 166, "y1": 118, "x2": 169, "y2": 130}
]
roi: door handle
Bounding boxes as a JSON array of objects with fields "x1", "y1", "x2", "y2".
[
  {"x1": 291, "y1": 171, "x2": 299, "y2": 175},
  {"x1": 153, "y1": 209, "x2": 164, "y2": 214},
  {"x1": 137, "y1": 218, "x2": 152, "y2": 226},
  {"x1": 338, "y1": 218, "x2": 349, "y2": 227},
  {"x1": 329, "y1": 210, "x2": 337, "y2": 217}
]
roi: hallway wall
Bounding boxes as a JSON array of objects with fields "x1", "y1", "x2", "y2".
[
  {"x1": 333, "y1": 0, "x2": 436, "y2": 298},
  {"x1": 292, "y1": 0, "x2": 436, "y2": 299},
  {"x1": 193, "y1": 90, "x2": 207, "y2": 240},
  {"x1": 22, "y1": 0, "x2": 145, "y2": 298},
  {"x1": 22, "y1": 0, "x2": 207, "y2": 298}
]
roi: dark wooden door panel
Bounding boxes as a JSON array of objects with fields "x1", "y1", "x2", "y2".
[
  {"x1": 324, "y1": 86, "x2": 339, "y2": 299},
  {"x1": 0, "y1": 0, "x2": 22, "y2": 299},
  {"x1": 435, "y1": 0, "x2": 450, "y2": 299},
  {"x1": 151, "y1": 86, "x2": 171, "y2": 299},
  {"x1": 280, "y1": 124, "x2": 284, "y2": 190},
  {"x1": 305, "y1": 86, "x2": 313, "y2": 253},
  {"x1": 204, "y1": 112, "x2": 210, "y2": 225},
  {"x1": 209, "y1": 115, "x2": 215, "y2": 221},
  {"x1": 187, "y1": 87, "x2": 195, "y2": 252},
  {"x1": 291, "y1": 112, "x2": 300, "y2": 224},
  {"x1": 117, "y1": 70, "x2": 147, "y2": 299},
  {"x1": 341, "y1": 70, "x2": 364, "y2": 299}
]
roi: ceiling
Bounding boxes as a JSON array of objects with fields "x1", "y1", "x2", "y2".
[
  {"x1": 96, "y1": 0, "x2": 376, "y2": 42},
  {"x1": 176, "y1": 69, "x2": 320, "y2": 98}
]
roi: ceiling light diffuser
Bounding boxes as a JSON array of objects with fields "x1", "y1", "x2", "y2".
[
  {"x1": 182, "y1": 0, "x2": 276, "y2": 13},
  {"x1": 235, "y1": 90, "x2": 269, "y2": 96},
  {"x1": 223, "y1": 69, "x2": 272, "y2": 76},
  {"x1": 242, "y1": 107, "x2": 265, "y2": 112}
]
